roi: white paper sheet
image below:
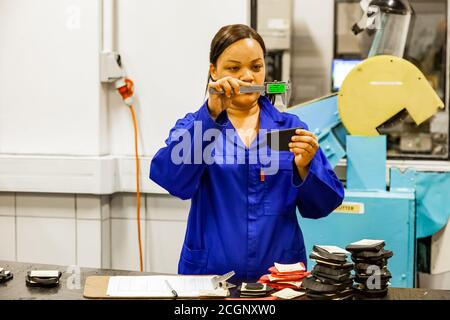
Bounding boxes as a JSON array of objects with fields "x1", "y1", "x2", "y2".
[
  {"x1": 350, "y1": 239, "x2": 384, "y2": 246},
  {"x1": 274, "y1": 262, "x2": 305, "y2": 273},
  {"x1": 315, "y1": 245, "x2": 349, "y2": 255},
  {"x1": 30, "y1": 270, "x2": 60, "y2": 278},
  {"x1": 106, "y1": 275, "x2": 216, "y2": 298},
  {"x1": 271, "y1": 288, "x2": 305, "y2": 299}
]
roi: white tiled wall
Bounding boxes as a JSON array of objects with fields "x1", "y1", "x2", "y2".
[
  {"x1": 76, "y1": 219, "x2": 102, "y2": 268},
  {"x1": 76, "y1": 195, "x2": 103, "y2": 220},
  {"x1": 15, "y1": 194, "x2": 76, "y2": 266},
  {"x1": 0, "y1": 193, "x2": 112, "y2": 269},
  {"x1": 16, "y1": 194, "x2": 75, "y2": 218},
  {"x1": 108, "y1": 193, "x2": 189, "y2": 273},
  {"x1": 76, "y1": 195, "x2": 107, "y2": 268},
  {"x1": 0, "y1": 193, "x2": 15, "y2": 216},
  {"x1": 146, "y1": 220, "x2": 187, "y2": 274},
  {"x1": 101, "y1": 196, "x2": 111, "y2": 268},
  {"x1": 145, "y1": 194, "x2": 189, "y2": 273},
  {"x1": 110, "y1": 193, "x2": 145, "y2": 271},
  {"x1": 16, "y1": 216, "x2": 76, "y2": 266},
  {"x1": 0, "y1": 216, "x2": 15, "y2": 261},
  {"x1": 111, "y1": 215, "x2": 147, "y2": 271},
  {"x1": 0, "y1": 193, "x2": 15, "y2": 261},
  {"x1": 146, "y1": 194, "x2": 190, "y2": 221},
  {"x1": 0, "y1": 192, "x2": 189, "y2": 273}
]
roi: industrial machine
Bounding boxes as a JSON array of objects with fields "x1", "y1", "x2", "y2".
[
  {"x1": 287, "y1": 0, "x2": 450, "y2": 288},
  {"x1": 251, "y1": 0, "x2": 293, "y2": 110},
  {"x1": 333, "y1": 0, "x2": 449, "y2": 159}
]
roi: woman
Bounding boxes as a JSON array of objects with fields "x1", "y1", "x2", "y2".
[{"x1": 150, "y1": 24, "x2": 344, "y2": 280}]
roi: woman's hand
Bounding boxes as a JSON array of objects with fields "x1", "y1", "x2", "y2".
[
  {"x1": 289, "y1": 129, "x2": 319, "y2": 180},
  {"x1": 207, "y1": 76, "x2": 250, "y2": 119}
]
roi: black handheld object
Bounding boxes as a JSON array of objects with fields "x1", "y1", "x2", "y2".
[{"x1": 266, "y1": 127, "x2": 304, "y2": 152}]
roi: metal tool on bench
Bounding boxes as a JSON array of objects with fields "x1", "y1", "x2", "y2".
[{"x1": 212, "y1": 270, "x2": 236, "y2": 289}]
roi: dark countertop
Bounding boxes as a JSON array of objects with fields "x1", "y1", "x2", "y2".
[{"x1": 1, "y1": 260, "x2": 450, "y2": 300}]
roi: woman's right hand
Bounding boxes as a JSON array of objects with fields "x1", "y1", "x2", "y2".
[{"x1": 207, "y1": 76, "x2": 250, "y2": 119}]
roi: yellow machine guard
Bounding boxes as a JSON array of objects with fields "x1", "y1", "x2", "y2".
[{"x1": 338, "y1": 55, "x2": 444, "y2": 136}]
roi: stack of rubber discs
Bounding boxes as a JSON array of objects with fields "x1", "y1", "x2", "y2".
[
  {"x1": 346, "y1": 239, "x2": 393, "y2": 299},
  {"x1": 238, "y1": 282, "x2": 274, "y2": 298},
  {"x1": 0, "y1": 267, "x2": 13, "y2": 283},
  {"x1": 25, "y1": 270, "x2": 62, "y2": 288},
  {"x1": 302, "y1": 245, "x2": 354, "y2": 300}
]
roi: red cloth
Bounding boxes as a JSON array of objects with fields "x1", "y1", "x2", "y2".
[
  {"x1": 258, "y1": 274, "x2": 308, "y2": 282},
  {"x1": 265, "y1": 273, "x2": 308, "y2": 281},
  {"x1": 258, "y1": 275, "x2": 306, "y2": 290},
  {"x1": 257, "y1": 262, "x2": 309, "y2": 290}
]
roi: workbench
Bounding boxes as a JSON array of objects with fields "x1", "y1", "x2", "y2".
[{"x1": 1, "y1": 260, "x2": 450, "y2": 300}]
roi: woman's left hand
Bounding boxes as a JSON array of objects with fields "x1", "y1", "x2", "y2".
[{"x1": 289, "y1": 129, "x2": 319, "y2": 178}]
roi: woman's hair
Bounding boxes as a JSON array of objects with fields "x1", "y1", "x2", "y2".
[
  {"x1": 205, "y1": 24, "x2": 266, "y2": 95},
  {"x1": 209, "y1": 24, "x2": 266, "y2": 68}
]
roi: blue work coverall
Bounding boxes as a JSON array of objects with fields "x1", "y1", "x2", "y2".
[{"x1": 150, "y1": 96, "x2": 344, "y2": 280}]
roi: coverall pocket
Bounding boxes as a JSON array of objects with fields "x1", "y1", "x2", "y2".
[
  {"x1": 263, "y1": 158, "x2": 297, "y2": 216},
  {"x1": 179, "y1": 243, "x2": 209, "y2": 275}
]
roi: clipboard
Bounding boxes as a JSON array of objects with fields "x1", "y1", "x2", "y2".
[
  {"x1": 83, "y1": 272, "x2": 235, "y2": 299},
  {"x1": 84, "y1": 276, "x2": 112, "y2": 299}
]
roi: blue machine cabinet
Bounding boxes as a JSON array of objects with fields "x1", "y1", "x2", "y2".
[{"x1": 297, "y1": 190, "x2": 416, "y2": 288}]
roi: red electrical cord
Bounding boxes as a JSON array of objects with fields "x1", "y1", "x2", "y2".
[
  {"x1": 116, "y1": 78, "x2": 143, "y2": 272},
  {"x1": 129, "y1": 104, "x2": 143, "y2": 272}
]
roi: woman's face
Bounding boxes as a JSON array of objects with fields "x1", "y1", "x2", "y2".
[{"x1": 210, "y1": 38, "x2": 265, "y2": 109}]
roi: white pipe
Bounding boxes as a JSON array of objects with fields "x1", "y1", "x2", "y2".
[{"x1": 102, "y1": 0, "x2": 115, "y2": 52}]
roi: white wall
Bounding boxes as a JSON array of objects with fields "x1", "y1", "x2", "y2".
[
  {"x1": 0, "y1": 192, "x2": 110, "y2": 268},
  {"x1": 0, "y1": 0, "x2": 106, "y2": 156},
  {"x1": 0, "y1": 0, "x2": 249, "y2": 193},
  {"x1": 0, "y1": 192, "x2": 190, "y2": 273},
  {"x1": 110, "y1": 0, "x2": 249, "y2": 157},
  {"x1": 0, "y1": 0, "x2": 250, "y2": 157},
  {"x1": 0, "y1": 0, "x2": 249, "y2": 272}
]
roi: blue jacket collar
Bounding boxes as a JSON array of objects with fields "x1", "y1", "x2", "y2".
[
  {"x1": 259, "y1": 96, "x2": 286, "y2": 130},
  {"x1": 218, "y1": 96, "x2": 286, "y2": 131}
]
